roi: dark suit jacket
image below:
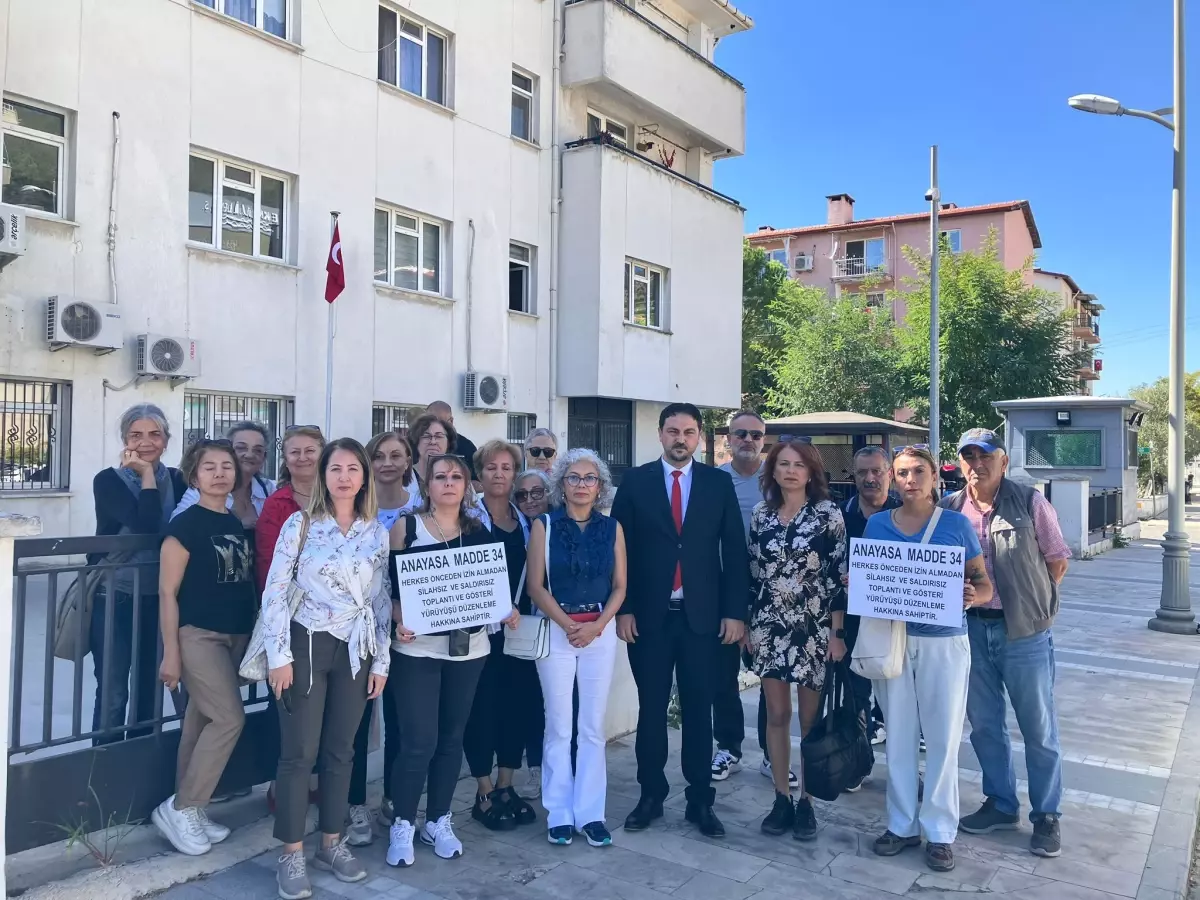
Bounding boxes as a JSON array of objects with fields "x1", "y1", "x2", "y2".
[{"x1": 611, "y1": 459, "x2": 750, "y2": 636}]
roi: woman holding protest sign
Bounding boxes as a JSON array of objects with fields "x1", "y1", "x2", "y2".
[
  {"x1": 386, "y1": 454, "x2": 518, "y2": 869},
  {"x1": 864, "y1": 444, "x2": 991, "y2": 874},
  {"x1": 746, "y1": 437, "x2": 847, "y2": 843}
]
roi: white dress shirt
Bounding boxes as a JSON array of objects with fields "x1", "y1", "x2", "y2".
[{"x1": 661, "y1": 456, "x2": 693, "y2": 598}]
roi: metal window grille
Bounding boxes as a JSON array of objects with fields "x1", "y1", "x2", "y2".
[
  {"x1": 0, "y1": 377, "x2": 71, "y2": 491},
  {"x1": 507, "y1": 413, "x2": 536, "y2": 446},
  {"x1": 373, "y1": 403, "x2": 420, "y2": 436},
  {"x1": 182, "y1": 391, "x2": 294, "y2": 480},
  {"x1": 1027, "y1": 429, "x2": 1103, "y2": 468}
]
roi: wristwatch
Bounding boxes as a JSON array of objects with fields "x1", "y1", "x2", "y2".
[{"x1": 834, "y1": 628, "x2": 846, "y2": 639}]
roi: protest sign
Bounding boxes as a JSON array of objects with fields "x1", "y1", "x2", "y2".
[
  {"x1": 847, "y1": 537, "x2": 965, "y2": 629},
  {"x1": 394, "y1": 544, "x2": 511, "y2": 635}
]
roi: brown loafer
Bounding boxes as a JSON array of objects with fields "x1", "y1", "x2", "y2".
[
  {"x1": 925, "y1": 842, "x2": 955, "y2": 872},
  {"x1": 873, "y1": 831, "x2": 921, "y2": 856}
]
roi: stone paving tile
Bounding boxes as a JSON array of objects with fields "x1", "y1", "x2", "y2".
[
  {"x1": 613, "y1": 827, "x2": 771, "y2": 883},
  {"x1": 668, "y1": 871, "x2": 762, "y2": 900},
  {"x1": 826, "y1": 852, "x2": 920, "y2": 895},
  {"x1": 523, "y1": 861, "x2": 676, "y2": 900},
  {"x1": 745, "y1": 860, "x2": 893, "y2": 899},
  {"x1": 1031, "y1": 858, "x2": 1142, "y2": 897}
]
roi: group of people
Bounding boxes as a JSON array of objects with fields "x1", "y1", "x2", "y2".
[{"x1": 88, "y1": 397, "x2": 1071, "y2": 898}]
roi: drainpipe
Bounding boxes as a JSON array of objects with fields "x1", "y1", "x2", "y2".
[
  {"x1": 107, "y1": 112, "x2": 121, "y2": 306},
  {"x1": 548, "y1": 0, "x2": 564, "y2": 433}
]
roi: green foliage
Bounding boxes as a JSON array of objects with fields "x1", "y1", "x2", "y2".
[
  {"x1": 740, "y1": 241, "x2": 792, "y2": 411},
  {"x1": 1129, "y1": 372, "x2": 1200, "y2": 489},
  {"x1": 895, "y1": 234, "x2": 1089, "y2": 449}
]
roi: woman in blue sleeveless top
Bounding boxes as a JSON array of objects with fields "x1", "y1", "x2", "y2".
[{"x1": 527, "y1": 448, "x2": 627, "y2": 849}]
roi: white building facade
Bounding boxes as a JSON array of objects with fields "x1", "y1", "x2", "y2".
[{"x1": 0, "y1": 0, "x2": 750, "y2": 538}]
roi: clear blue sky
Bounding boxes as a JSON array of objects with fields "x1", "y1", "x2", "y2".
[{"x1": 713, "y1": 0, "x2": 1198, "y2": 396}]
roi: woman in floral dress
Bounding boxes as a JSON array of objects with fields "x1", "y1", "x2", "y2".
[{"x1": 748, "y1": 438, "x2": 847, "y2": 842}]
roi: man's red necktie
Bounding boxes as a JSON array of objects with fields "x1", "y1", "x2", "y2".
[{"x1": 671, "y1": 470, "x2": 683, "y2": 592}]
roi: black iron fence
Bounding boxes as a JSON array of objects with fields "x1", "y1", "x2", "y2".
[
  {"x1": 1088, "y1": 488, "x2": 1123, "y2": 536},
  {"x1": 8, "y1": 534, "x2": 276, "y2": 853}
]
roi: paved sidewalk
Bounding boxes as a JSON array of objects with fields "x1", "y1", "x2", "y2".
[{"x1": 152, "y1": 516, "x2": 1200, "y2": 900}]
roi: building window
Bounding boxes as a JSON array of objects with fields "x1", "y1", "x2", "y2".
[
  {"x1": 509, "y1": 242, "x2": 534, "y2": 313},
  {"x1": 2, "y1": 98, "x2": 68, "y2": 217},
  {"x1": 511, "y1": 70, "x2": 535, "y2": 142},
  {"x1": 374, "y1": 206, "x2": 444, "y2": 294},
  {"x1": 586, "y1": 109, "x2": 628, "y2": 147},
  {"x1": 940, "y1": 229, "x2": 963, "y2": 253},
  {"x1": 769, "y1": 249, "x2": 788, "y2": 267},
  {"x1": 372, "y1": 402, "x2": 420, "y2": 436},
  {"x1": 183, "y1": 391, "x2": 294, "y2": 481},
  {"x1": 846, "y1": 237, "x2": 886, "y2": 272},
  {"x1": 194, "y1": 0, "x2": 287, "y2": 38},
  {"x1": 0, "y1": 378, "x2": 71, "y2": 492},
  {"x1": 378, "y1": 7, "x2": 447, "y2": 106},
  {"x1": 507, "y1": 413, "x2": 536, "y2": 446},
  {"x1": 864, "y1": 292, "x2": 887, "y2": 309},
  {"x1": 568, "y1": 397, "x2": 632, "y2": 482},
  {"x1": 624, "y1": 258, "x2": 666, "y2": 329},
  {"x1": 188, "y1": 152, "x2": 287, "y2": 261},
  {"x1": 1026, "y1": 428, "x2": 1103, "y2": 468}
]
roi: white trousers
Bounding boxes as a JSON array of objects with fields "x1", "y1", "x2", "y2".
[
  {"x1": 536, "y1": 618, "x2": 618, "y2": 829},
  {"x1": 874, "y1": 633, "x2": 970, "y2": 845}
]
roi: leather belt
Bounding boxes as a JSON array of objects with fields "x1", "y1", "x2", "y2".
[
  {"x1": 967, "y1": 608, "x2": 1005, "y2": 620},
  {"x1": 667, "y1": 598, "x2": 684, "y2": 612}
]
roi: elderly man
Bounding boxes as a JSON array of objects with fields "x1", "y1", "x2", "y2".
[{"x1": 941, "y1": 428, "x2": 1070, "y2": 859}]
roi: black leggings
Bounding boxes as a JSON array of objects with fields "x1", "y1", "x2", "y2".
[
  {"x1": 349, "y1": 689, "x2": 400, "y2": 806},
  {"x1": 463, "y1": 633, "x2": 542, "y2": 779}
]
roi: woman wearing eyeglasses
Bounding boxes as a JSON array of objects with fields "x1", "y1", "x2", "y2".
[
  {"x1": 172, "y1": 422, "x2": 277, "y2": 526},
  {"x1": 386, "y1": 454, "x2": 516, "y2": 869},
  {"x1": 527, "y1": 449, "x2": 626, "y2": 849},
  {"x1": 524, "y1": 428, "x2": 558, "y2": 473},
  {"x1": 748, "y1": 437, "x2": 848, "y2": 842},
  {"x1": 406, "y1": 414, "x2": 456, "y2": 489},
  {"x1": 865, "y1": 445, "x2": 992, "y2": 874}
]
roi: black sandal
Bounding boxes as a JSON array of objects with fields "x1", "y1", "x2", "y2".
[
  {"x1": 472, "y1": 791, "x2": 517, "y2": 831},
  {"x1": 499, "y1": 787, "x2": 538, "y2": 826}
]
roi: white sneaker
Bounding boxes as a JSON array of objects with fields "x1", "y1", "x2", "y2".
[
  {"x1": 195, "y1": 806, "x2": 230, "y2": 844},
  {"x1": 527, "y1": 766, "x2": 542, "y2": 799},
  {"x1": 711, "y1": 749, "x2": 741, "y2": 781},
  {"x1": 387, "y1": 818, "x2": 415, "y2": 868},
  {"x1": 151, "y1": 796, "x2": 211, "y2": 856},
  {"x1": 759, "y1": 759, "x2": 799, "y2": 790},
  {"x1": 345, "y1": 804, "x2": 373, "y2": 847},
  {"x1": 421, "y1": 813, "x2": 463, "y2": 860},
  {"x1": 871, "y1": 725, "x2": 887, "y2": 746}
]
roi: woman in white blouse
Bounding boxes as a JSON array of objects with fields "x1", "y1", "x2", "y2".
[{"x1": 262, "y1": 438, "x2": 391, "y2": 900}]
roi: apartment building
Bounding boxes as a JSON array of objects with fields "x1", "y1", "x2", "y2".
[
  {"x1": 1033, "y1": 268, "x2": 1104, "y2": 396},
  {"x1": 0, "y1": 0, "x2": 751, "y2": 536}
]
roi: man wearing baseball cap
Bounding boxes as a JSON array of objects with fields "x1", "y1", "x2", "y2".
[{"x1": 940, "y1": 428, "x2": 1071, "y2": 859}]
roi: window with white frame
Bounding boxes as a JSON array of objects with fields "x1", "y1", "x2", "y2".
[
  {"x1": 2, "y1": 98, "x2": 69, "y2": 216},
  {"x1": 624, "y1": 258, "x2": 666, "y2": 329},
  {"x1": 586, "y1": 109, "x2": 628, "y2": 147},
  {"x1": 511, "y1": 70, "x2": 535, "y2": 142},
  {"x1": 864, "y1": 291, "x2": 887, "y2": 309},
  {"x1": 509, "y1": 242, "x2": 534, "y2": 313},
  {"x1": 0, "y1": 377, "x2": 71, "y2": 492},
  {"x1": 183, "y1": 391, "x2": 294, "y2": 480},
  {"x1": 188, "y1": 152, "x2": 288, "y2": 261},
  {"x1": 374, "y1": 206, "x2": 444, "y2": 294},
  {"x1": 194, "y1": 0, "x2": 287, "y2": 38},
  {"x1": 507, "y1": 413, "x2": 536, "y2": 446},
  {"x1": 378, "y1": 7, "x2": 447, "y2": 106},
  {"x1": 940, "y1": 229, "x2": 963, "y2": 253},
  {"x1": 769, "y1": 249, "x2": 788, "y2": 267},
  {"x1": 372, "y1": 402, "x2": 421, "y2": 435}
]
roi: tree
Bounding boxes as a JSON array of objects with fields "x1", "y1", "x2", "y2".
[
  {"x1": 896, "y1": 234, "x2": 1089, "y2": 449},
  {"x1": 740, "y1": 241, "x2": 793, "y2": 411},
  {"x1": 1129, "y1": 372, "x2": 1200, "y2": 490}
]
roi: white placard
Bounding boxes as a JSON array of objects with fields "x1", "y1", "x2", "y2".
[
  {"x1": 394, "y1": 544, "x2": 511, "y2": 636},
  {"x1": 847, "y1": 537, "x2": 965, "y2": 629}
]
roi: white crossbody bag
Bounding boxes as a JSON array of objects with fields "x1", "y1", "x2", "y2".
[
  {"x1": 850, "y1": 507, "x2": 943, "y2": 681},
  {"x1": 503, "y1": 519, "x2": 552, "y2": 661}
]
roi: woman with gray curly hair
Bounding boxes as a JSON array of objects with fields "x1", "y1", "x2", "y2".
[{"x1": 526, "y1": 448, "x2": 626, "y2": 849}]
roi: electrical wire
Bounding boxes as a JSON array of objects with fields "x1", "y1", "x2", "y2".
[{"x1": 311, "y1": 0, "x2": 399, "y2": 54}]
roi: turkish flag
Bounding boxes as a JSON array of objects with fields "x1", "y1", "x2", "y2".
[{"x1": 325, "y1": 222, "x2": 344, "y2": 303}]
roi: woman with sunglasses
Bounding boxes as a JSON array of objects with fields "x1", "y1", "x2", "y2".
[
  {"x1": 386, "y1": 454, "x2": 515, "y2": 869},
  {"x1": 748, "y1": 437, "x2": 847, "y2": 842},
  {"x1": 524, "y1": 428, "x2": 558, "y2": 473},
  {"x1": 527, "y1": 449, "x2": 626, "y2": 849},
  {"x1": 865, "y1": 445, "x2": 992, "y2": 874},
  {"x1": 153, "y1": 440, "x2": 256, "y2": 856}
]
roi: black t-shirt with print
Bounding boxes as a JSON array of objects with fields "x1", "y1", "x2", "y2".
[{"x1": 165, "y1": 505, "x2": 257, "y2": 635}]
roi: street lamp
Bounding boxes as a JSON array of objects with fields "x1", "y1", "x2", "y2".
[{"x1": 1067, "y1": 0, "x2": 1191, "y2": 634}]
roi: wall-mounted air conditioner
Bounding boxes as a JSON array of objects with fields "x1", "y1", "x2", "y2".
[
  {"x1": 46, "y1": 296, "x2": 123, "y2": 353},
  {"x1": 0, "y1": 203, "x2": 27, "y2": 269},
  {"x1": 136, "y1": 334, "x2": 201, "y2": 379},
  {"x1": 794, "y1": 253, "x2": 813, "y2": 272},
  {"x1": 463, "y1": 371, "x2": 509, "y2": 412}
]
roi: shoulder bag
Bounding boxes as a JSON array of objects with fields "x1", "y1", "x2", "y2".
[
  {"x1": 504, "y1": 516, "x2": 550, "y2": 661},
  {"x1": 239, "y1": 512, "x2": 311, "y2": 682},
  {"x1": 850, "y1": 507, "x2": 942, "y2": 681},
  {"x1": 53, "y1": 548, "x2": 137, "y2": 662}
]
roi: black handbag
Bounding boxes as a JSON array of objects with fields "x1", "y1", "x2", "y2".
[{"x1": 800, "y1": 659, "x2": 875, "y2": 801}]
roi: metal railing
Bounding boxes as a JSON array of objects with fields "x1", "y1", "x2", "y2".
[
  {"x1": 833, "y1": 257, "x2": 885, "y2": 279},
  {"x1": 1088, "y1": 488, "x2": 1123, "y2": 535}
]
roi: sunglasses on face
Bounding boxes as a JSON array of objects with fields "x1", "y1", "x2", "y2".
[
  {"x1": 731, "y1": 429, "x2": 765, "y2": 441},
  {"x1": 514, "y1": 487, "x2": 547, "y2": 502},
  {"x1": 527, "y1": 447, "x2": 556, "y2": 458},
  {"x1": 564, "y1": 473, "x2": 600, "y2": 487},
  {"x1": 194, "y1": 438, "x2": 233, "y2": 448},
  {"x1": 893, "y1": 443, "x2": 932, "y2": 456},
  {"x1": 778, "y1": 434, "x2": 812, "y2": 444},
  {"x1": 285, "y1": 424, "x2": 321, "y2": 433}
]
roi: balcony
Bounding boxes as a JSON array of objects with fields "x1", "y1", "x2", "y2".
[
  {"x1": 1073, "y1": 314, "x2": 1100, "y2": 343},
  {"x1": 833, "y1": 257, "x2": 886, "y2": 280},
  {"x1": 563, "y1": 0, "x2": 746, "y2": 157},
  {"x1": 556, "y1": 139, "x2": 744, "y2": 408}
]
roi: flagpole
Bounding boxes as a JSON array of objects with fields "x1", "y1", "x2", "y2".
[{"x1": 325, "y1": 211, "x2": 339, "y2": 436}]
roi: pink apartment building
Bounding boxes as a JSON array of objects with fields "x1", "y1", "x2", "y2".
[{"x1": 747, "y1": 193, "x2": 1102, "y2": 395}]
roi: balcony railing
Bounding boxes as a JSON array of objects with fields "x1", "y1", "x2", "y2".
[
  {"x1": 1073, "y1": 315, "x2": 1100, "y2": 343},
  {"x1": 833, "y1": 257, "x2": 885, "y2": 279}
]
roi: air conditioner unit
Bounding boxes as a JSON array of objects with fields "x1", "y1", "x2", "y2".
[
  {"x1": 794, "y1": 253, "x2": 813, "y2": 272},
  {"x1": 136, "y1": 333, "x2": 201, "y2": 379},
  {"x1": 0, "y1": 203, "x2": 27, "y2": 268},
  {"x1": 46, "y1": 296, "x2": 124, "y2": 353},
  {"x1": 463, "y1": 371, "x2": 509, "y2": 412}
]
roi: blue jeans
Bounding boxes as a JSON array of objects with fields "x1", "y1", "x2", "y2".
[{"x1": 966, "y1": 616, "x2": 1063, "y2": 819}]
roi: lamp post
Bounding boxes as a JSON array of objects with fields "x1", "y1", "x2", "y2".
[{"x1": 1068, "y1": 0, "x2": 1191, "y2": 634}]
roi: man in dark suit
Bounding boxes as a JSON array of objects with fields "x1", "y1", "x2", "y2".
[{"x1": 611, "y1": 402, "x2": 749, "y2": 837}]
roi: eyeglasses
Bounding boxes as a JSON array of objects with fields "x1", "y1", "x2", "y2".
[
  {"x1": 731, "y1": 429, "x2": 765, "y2": 441},
  {"x1": 514, "y1": 487, "x2": 547, "y2": 502},
  {"x1": 419, "y1": 432, "x2": 449, "y2": 444},
  {"x1": 778, "y1": 434, "x2": 812, "y2": 444},
  {"x1": 527, "y1": 447, "x2": 556, "y2": 458},
  {"x1": 893, "y1": 443, "x2": 932, "y2": 456},
  {"x1": 564, "y1": 473, "x2": 600, "y2": 487},
  {"x1": 233, "y1": 442, "x2": 267, "y2": 456}
]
